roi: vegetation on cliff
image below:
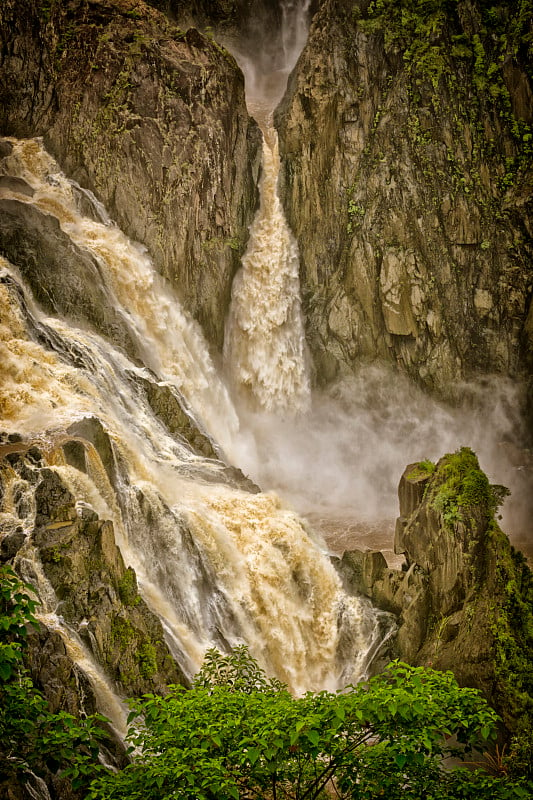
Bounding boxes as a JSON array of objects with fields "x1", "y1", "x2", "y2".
[
  {"x1": 396, "y1": 448, "x2": 533, "y2": 777},
  {"x1": 276, "y1": 0, "x2": 532, "y2": 389},
  {"x1": 361, "y1": 0, "x2": 532, "y2": 191},
  {"x1": 2, "y1": 452, "x2": 532, "y2": 798},
  {"x1": 0, "y1": 565, "x2": 106, "y2": 794},
  {"x1": 3, "y1": 565, "x2": 529, "y2": 800}
]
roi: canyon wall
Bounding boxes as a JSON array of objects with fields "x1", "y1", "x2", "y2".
[
  {"x1": 338, "y1": 448, "x2": 532, "y2": 742},
  {"x1": 0, "y1": 0, "x2": 261, "y2": 348},
  {"x1": 276, "y1": 0, "x2": 533, "y2": 396}
]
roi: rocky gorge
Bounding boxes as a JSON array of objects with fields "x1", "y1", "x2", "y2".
[
  {"x1": 0, "y1": 0, "x2": 532, "y2": 797},
  {"x1": 276, "y1": 0, "x2": 533, "y2": 396}
]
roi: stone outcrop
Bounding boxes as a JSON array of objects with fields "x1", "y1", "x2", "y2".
[
  {"x1": 0, "y1": 442, "x2": 186, "y2": 699},
  {"x1": 276, "y1": 0, "x2": 533, "y2": 394},
  {"x1": 0, "y1": 197, "x2": 141, "y2": 362},
  {"x1": 0, "y1": 0, "x2": 261, "y2": 349},
  {"x1": 339, "y1": 448, "x2": 533, "y2": 738}
]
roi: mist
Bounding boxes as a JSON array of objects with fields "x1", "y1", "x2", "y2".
[
  {"x1": 219, "y1": 1, "x2": 531, "y2": 563},
  {"x1": 227, "y1": 365, "x2": 532, "y2": 561}
]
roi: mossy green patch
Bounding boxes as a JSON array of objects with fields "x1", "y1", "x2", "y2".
[
  {"x1": 111, "y1": 616, "x2": 135, "y2": 647},
  {"x1": 118, "y1": 567, "x2": 141, "y2": 607},
  {"x1": 359, "y1": 0, "x2": 533, "y2": 179},
  {"x1": 407, "y1": 458, "x2": 436, "y2": 480},
  {"x1": 137, "y1": 642, "x2": 158, "y2": 679},
  {"x1": 490, "y1": 543, "x2": 533, "y2": 777},
  {"x1": 429, "y1": 447, "x2": 509, "y2": 529}
]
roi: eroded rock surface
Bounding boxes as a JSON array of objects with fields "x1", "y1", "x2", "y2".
[
  {"x1": 276, "y1": 0, "x2": 533, "y2": 393},
  {"x1": 340, "y1": 449, "x2": 533, "y2": 737},
  {"x1": 0, "y1": 444, "x2": 186, "y2": 698},
  {"x1": 0, "y1": 0, "x2": 261, "y2": 348}
]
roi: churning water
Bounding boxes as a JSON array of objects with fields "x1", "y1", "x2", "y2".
[
  {"x1": 0, "y1": 0, "x2": 530, "y2": 729},
  {"x1": 0, "y1": 130, "x2": 390, "y2": 700}
]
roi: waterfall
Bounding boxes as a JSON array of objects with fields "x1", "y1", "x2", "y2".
[
  {"x1": 1, "y1": 0, "x2": 527, "y2": 740},
  {"x1": 14, "y1": 539, "x2": 130, "y2": 737},
  {"x1": 223, "y1": 0, "x2": 311, "y2": 413},
  {"x1": 0, "y1": 134, "x2": 391, "y2": 697},
  {"x1": 223, "y1": 131, "x2": 311, "y2": 413},
  {"x1": 220, "y1": 2, "x2": 529, "y2": 562}
]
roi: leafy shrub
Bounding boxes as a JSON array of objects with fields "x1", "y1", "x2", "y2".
[
  {"x1": 87, "y1": 646, "x2": 531, "y2": 800},
  {"x1": 0, "y1": 565, "x2": 106, "y2": 790}
]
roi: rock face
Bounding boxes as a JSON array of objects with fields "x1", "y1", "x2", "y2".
[
  {"x1": 0, "y1": 0, "x2": 261, "y2": 349},
  {"x1": 276, "y1": 0, "x2": 533, "y2": 393},
  {"x1": 0, "y1": 443, "x2": 186, "y2": 699},
  {"x1": 340, "y1": 449, "x2": 533, "y2": 739},
  {"x1": 0, "y1": 198, "x2": 141, "y2": 361}
]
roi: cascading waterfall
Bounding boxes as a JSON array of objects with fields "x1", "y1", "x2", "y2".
[
  {"x1": 2, "y1": 138, "x2": 240, "y2": 456},
  {"x1": 223, "y1": 131, "x2": 311, "y2": 413},
  {"x1": 220, "y1": 0, "x2": 530, "y2": 562},
  {"x1": 0, "y1": 131, "x2": 391, "y2": 704},
  {"x1": 223, "y1": 0, "x2": 311, "y2": 414},
  {"x1": 9, "y1": 487, "x2": 130, "y2": 738},
  {"x1": 1, "y1": 0, "x2": 528, "y2": 740}
]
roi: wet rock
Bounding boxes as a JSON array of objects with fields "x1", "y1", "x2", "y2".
[
  {"x1": 26, "y1": 626, "x2": 98, "y2": 717},
  {"x1": 0, "y1": 528, "x2": 26, "y2": 560},
  {"x1": 337, "y1": 548, "x2": 387, "y2": 598},
  {"x1": 0, "y1": 139, "x2": 13, "y2": 158},
  {"x1": 0, "y1": 176, "x2": 34, "y2": 196},
  {"x1": 132, "y1": 373, "x2": 218, "y2": 459},
  {"x1": 0, "y1": 449, "x2": 186, "y2": 699},
  {"x1": 0, "y1": 0, "x2": 261, "y2": 350},
  {"x1": 0, "y1": 199, "x2": 140, "y2": 361},
  {"x1": 65, "y1": 417, "x2": 120, "y2": 489},
  {"x1": 276, "y1": 0, "x2": 532, "y2": 392},
  {"x1": 361, "y1": 450, "x2": 533, "y2": 738}
]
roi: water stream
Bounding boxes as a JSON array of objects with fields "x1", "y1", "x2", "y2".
[
  {"x1": 0, "y1": 0, "x2": 529, "y2": 730},
  {"x1": 0, "y1": 125, "x2": 391, "y2": 701},
  {"x1": 223, "y1": 0, "x2": 312, "y2": 413}
]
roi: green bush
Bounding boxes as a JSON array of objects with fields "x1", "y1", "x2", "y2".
[
  {"x1": 87, "y1": 646, "x2": 531, "y2": 800},
  {"x1": 0, "y1": 565, "x2": 106, "y2": 789}
]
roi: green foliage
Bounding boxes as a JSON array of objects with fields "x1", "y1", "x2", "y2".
[
  {"x1": 430, "y1": 447, "x2": 509, "y2": 528},
  {"x1": 194, "y1": 644, "x2": 285, "y2": 692},
  {"x1": 111, "y1": 615, "x2": 135, "y2": 646},
  {"x1": 490, "y1": 547, "x2": 533, "y2": 778},
  {"x1": 87, "y1": 647, "x2": 530, "y2": 800},
  {"x1": 0, "y1": 564, "x2": 38, "y2": 680},
  {"x1": 347, "y1": 199, "x2": 365, "y2": 232},
  {"x1": 360, "y1": 0, "x2": 533, "y2": 169},
  {"x1": 118, "y1": 567, "x2": 141, "y2": 607},
  {"x1": 0, "y1": 565, "x2": 106, "y2": 788},
  {"x1": 407, "y1": 458, "x2": 436, "y2": 480},
  {"x1": 137, "y1": 642, "x2": 158, "y2": 679}
]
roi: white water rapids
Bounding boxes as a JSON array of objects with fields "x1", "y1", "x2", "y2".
[
  {"x1": 0, "y1": 131, "x2": 390, "y2": 698},
  {"x1": 0, "y1": 0, "x2": 530, "y2": 728},
  {"x1": 223, "y1": 0, "x2": 312, "y2": 413}
]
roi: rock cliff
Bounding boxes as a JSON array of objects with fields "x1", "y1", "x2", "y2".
[
  {"x1": 0, "y1": 0, "x2": 261, "y2": 348},
  {"x1": 276, "y1": 0, "x2": 533, "y2": 395},
  {"x1": 0, "y1": 438, "x2": 186, "y2": 698},
  {"x1": 339, "y1": 448, "x2": 533, "y2": 745}
]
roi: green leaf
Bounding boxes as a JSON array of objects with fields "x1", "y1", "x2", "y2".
[
  {"x1": 307, "y1": 729, "x2": 320, "y2": 746},
  {"x1": 395, "y1": 754, "x2": 407, "y2": 768}
]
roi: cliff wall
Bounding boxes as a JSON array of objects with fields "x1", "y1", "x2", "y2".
[
  {"x1": 0, "y1": 0, "x2": 261, "y2": 348},
  {"x1": 276, "y1": 0, "x2": 533, "y2": 395},
  {"x1": 340, "y1": 449, "x2": 533, "y2": 746}
]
